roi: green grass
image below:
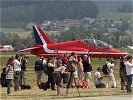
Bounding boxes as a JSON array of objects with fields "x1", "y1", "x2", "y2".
[
  {"x1": 0, "y1": 28, "x2": 31, "y2": 38},
  {"x1": 0, "y1": 28, "x2": 26, "y2": 33},
  {"x1": 98, "y1": 12, "x2": 133, "y2": 21},
  {"x1": 0, "y1": 52, "x2": 133, "y2": 99},
  {"x1": 0, "y1": 55, "x2": 37, "y2": 68}
]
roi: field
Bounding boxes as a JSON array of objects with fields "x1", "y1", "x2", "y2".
[
  {"x1": 0, "y1": 28, "x2": 31, "y2": 38},
  {"x1": 0, "y1": 52, "x2": 133, "y2": 100},
  {"x1": 97, "y1": 12, "x2": 132, "y2": 21}
]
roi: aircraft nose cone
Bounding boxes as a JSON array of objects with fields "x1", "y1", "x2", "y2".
[{"x1": 111, "y1": 49, "x2": 128, "y2": 59}]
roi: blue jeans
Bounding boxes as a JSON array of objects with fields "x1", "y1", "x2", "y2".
[
  {"x1": 126, "y1": 74, "x2": 133, "y2": 92},
  {"x1": 7, "y1": 79, "x2": 12, "y2": 94}
]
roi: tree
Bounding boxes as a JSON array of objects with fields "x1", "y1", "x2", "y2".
[
  {"x1": 69, "y1": 26, "x2": 85, "y2": 33},
  {"x1": 85, "y1": 29, "x2": 103, "y2": 40},
  {"x1": 0, "y1": 32, "x2": 34, "y2": 51},
  {"x1": 117, "y1": 2, "x2": 133, "y2": 13}
]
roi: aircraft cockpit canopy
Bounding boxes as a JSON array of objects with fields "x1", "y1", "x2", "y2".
[{"x1": 83, "y1": 39, "x2": 113, "y2": 49}]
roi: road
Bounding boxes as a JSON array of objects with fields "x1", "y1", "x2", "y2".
[{"x1": 50, "y1": 95, "x2": 133, "y2": 100}]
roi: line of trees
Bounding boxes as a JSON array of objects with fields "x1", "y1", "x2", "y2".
[
  {"x1": 0, "y1": 32, "x2": 34, "y2": 51},
  {"x1": 0, "y1": 28, "x2": 132, "y2": 51}
]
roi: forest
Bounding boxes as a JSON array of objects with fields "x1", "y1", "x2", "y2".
[{"x1": 1, "y1": 1, "x2": 99, "y2": 28}]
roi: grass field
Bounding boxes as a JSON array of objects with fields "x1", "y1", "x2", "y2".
[
  {"x1": 0, "y1": 52, "x2": 133, "y2": 99},
  {"x1": 97, "y1": 12, "x2": 132, "y2": 21},
  {"x1": 0, "y1": 28, "x2": 31, "y2": 38},
  {"x1": 1, "y1": 28, "x2": 26, "y2": 33}
]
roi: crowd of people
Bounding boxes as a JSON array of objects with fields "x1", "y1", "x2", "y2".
[
  {"x1": 1, "y1": 52, "x2": 133, "y2": 96},
  {"x1": 2, "y1": 54, "x2": 29, "y2": 95}
]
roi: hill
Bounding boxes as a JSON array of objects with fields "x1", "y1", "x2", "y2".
[
  {"x1": 97, "y1": 12, "x2": 132, "y2": 21},
  {"x1": 1, "y1": 0, "x2": 99, "y2": 28},
  {"x1": 92, "y1": 0, "x2": 133, "y2": 12}
]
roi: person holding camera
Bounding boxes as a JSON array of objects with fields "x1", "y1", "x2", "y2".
[
  {"x1": 124, "y1": 55, "x2": 133, "y2": 93},
  {"x1": 82, "y1": 55, "x2": 92, "y2": 88},
  {"x1": 13, "y1": 54, "x2": 22, "y2": 91},
  {"x1": 53, "y1": 57, "x2": 68, "y2": 96},
  {"x1": 61, "y1": 52, "x2": 70, "y2": 85},
  {"x1": 105, "y1": 58, "x2": 117, "y2": 88},
  {"x1": 119, "y1": 57, "x2": 127, "y2": 90},
  {"x1": 43, "y1": 57, "x2": 56, "y2": 90},
  {"x1": 20, "y1": 54, "x2": 28, "y2": 86},
  {"x1": 69, "y1": 52, "x2": 79, "y2": 88}
]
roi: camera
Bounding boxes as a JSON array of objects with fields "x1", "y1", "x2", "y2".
[
  {"x1": 24, "y1": 56, "x2": 28, "y2": 59},
  {"x1": 69, "y1": 68, "x2": 75, "y2": 73}
]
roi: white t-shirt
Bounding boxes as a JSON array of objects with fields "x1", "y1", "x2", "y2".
[
  {"x1": 54, "y1": 66, "x2": 66, "y2": 74},
  {"x1": 94, "y1": 71, "x2": 101, "y2": 84},
  {"x1": 124, "y1": 61, "x2": 133, "y2": 75},
  {"x1": 42, "y1": 59, "x2": 46, "y2": 65},
  {"x1": 6, "y1": 65, "x2": 14, "y2": 79},
  {"x1": 14, "y1": 59, "x2": 21, "y2": 71},
  {"x1": 107, "y1": 62, "x2": 114, "y2": 73}
]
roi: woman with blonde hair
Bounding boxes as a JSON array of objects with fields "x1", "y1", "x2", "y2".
[{"x1": 5, "y1": 57, "x2": 14, "y2": 95}]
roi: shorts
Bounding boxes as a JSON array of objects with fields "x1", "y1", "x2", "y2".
[
  {"x1": 78, "y1": 70, "x2": 83, "y2": 76},
  {"x1": 53, "y1": 72, "x2": 62, "y2": 87},
  {"x1": 73, "y1": 70, "x2": 78, "y2": 79}
]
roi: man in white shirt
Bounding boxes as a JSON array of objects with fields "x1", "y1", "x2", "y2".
[
  {"x1": 105, "y1": 58, "x2": 117, "y2": 88},
  {"x1": 13, "y1": 54, "x2": 22, "y2": 91},
  {"x1": 124, "y1": 55, "x2": 133, "y2": 93},
  {"x1": 94, "y1": 67, "x2": 105, "y2": 88}
]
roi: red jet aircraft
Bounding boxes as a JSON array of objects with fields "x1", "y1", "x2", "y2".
[{"x1": 20, "y1": 26, "x2": 127, "y2": 59}]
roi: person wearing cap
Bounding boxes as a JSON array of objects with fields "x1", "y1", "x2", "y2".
[
  {"x1": 124, "y1": 55, "x2": 133, "y2": 93},
  {"x1": 94, "y1": 67, "x2": 105, "y2": 88},
  {"x1": 82, "y1": 54, "x2": 92, "y2": 88},
  {"x1": 105, "y1": 58, "x2": 117, "y2": 88},
  {"x1": 13, "y1": 54, "x2": 22, "y2": 91}
]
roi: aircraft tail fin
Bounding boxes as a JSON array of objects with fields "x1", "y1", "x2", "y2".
[{"x1": 33, "y1": 26, "x2": 55, "y2": 45}]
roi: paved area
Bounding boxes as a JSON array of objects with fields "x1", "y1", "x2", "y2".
[{"x1": 51, "y1": 95, "x2": 133, "y2": 100}]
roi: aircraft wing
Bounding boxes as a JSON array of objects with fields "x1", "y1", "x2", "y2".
[{"x1": 19, "y1": 46, "x2": 41, "y2": 52}]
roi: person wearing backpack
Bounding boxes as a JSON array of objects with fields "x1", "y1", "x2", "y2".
[
  {"x1": 5, "y1": 57, "x2": 14, "y2": 95},
  {"x1": 105, "y1": 58, "x2": 117, "y2": 88},
  {"x1": 43, "y1": 57, "x2": 56, "y2": 90},
  {"x1": 53, "y1": 57, "x2": 67, "y2": 96},
  {"x1": 35, "y1": 56, "x2": 46, "y2": 87},
  {"x1": 1, "y1": 68, "x2": 8, "y2": 87}
]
